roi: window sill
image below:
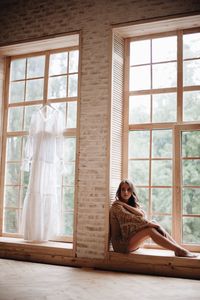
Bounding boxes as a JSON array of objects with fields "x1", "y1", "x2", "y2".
[
  {"x1": 109, "y1": 247, "x2": 200, "y2": 258},
  {"x1": 1, "y1": 238, "x2": 200, "y2": 279},
  {"x1": 0, "y1": 237, "x2": 74, "y2": 258},
  {"x1": 108, "y1": 248, "x2": 200, "y2": 279}
]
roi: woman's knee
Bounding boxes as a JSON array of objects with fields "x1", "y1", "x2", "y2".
[
  {"x1": 147, "y1": 227, "x2": 158, "y2": 237},
  {"x1": 134, "y1": 228, "x2": 153, "y2": 240}
]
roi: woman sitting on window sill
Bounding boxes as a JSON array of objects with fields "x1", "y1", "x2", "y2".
[{"x1": 110, "y1": 179, "x2": 198, "y2": 258}]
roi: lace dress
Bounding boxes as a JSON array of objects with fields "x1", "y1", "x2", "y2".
[{"x1": 21, "y1": 106, "x2": 65, "y2": 242}]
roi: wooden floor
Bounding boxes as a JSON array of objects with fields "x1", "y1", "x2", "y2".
[{"x1": 0, "y1": 258, "x2": 200, "y2": 300}]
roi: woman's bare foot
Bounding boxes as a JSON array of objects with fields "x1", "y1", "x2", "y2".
[{"x1": 175, "y1": 248, "x2": 198, "y2": 258}]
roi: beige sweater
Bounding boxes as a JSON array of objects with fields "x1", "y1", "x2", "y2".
[{"x1": 110, "y1": 201, "x2": 149, "y2": 253}]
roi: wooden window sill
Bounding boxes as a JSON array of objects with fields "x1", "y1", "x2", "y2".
[
  {"x1": 0, "y1": 238, "x2": 199, "y2": 279},
  {"x1": 0, "y1": 236, "x2": 72, "y2": 247},
  {"x1": 108, "y1": 248, "x2": 200, "y2": 279},
  {"x1": 0, "y1": 237, "x2": 73, "y2": 257},
  {"x1": 109, "y1": 247, "x2": 200, "y2": 258}
]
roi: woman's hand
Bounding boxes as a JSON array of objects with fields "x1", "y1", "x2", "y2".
[
  {"x1": 115, "y1": 200, "x2": 145, "y2": 216},
  {"x1": 148, "y1": 221, "x2": 160, "y2": 228}
]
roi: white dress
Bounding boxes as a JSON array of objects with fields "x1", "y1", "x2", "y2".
[{"x1": 21, "y1": 106, "x2": 65, "y2": 242}]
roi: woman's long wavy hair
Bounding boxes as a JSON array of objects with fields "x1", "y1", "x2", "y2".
[{"x1": 116, "y1": 179, "x2": 140, "y2": 208}]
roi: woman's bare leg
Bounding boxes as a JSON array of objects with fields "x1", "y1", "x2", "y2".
[
  {"x1": 128, "y1": 228, "x2": 197, "y2": 257},
  {"x1": 128, "y1": 228, "x2": 178, "y2": 252},
  {"x1": 154, "y1": 223, "x2": 179, "y2": 245}
]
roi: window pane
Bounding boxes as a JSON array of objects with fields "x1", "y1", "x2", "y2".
[
  {"x1": 152, "y1": 93, "x2": 177, "y2": 123},
  {"x1": 183, "y1": 60, "x2": 200, "y2": 86},
  {"x1": 48, "y1": 76, "x2": 67, "y2": 99},
  {"x1": 6, "y1": 137, "x2": 22, "y2": 161},
  {"x1": 49, "y1": 52, "x2": 68, "y2": 76},
  {"x1": 152, "y1": 36, "x2": 177, "y2": 63},
  {"x1": 152, "y1": 215, "x2": 172, "y2": 235},
  {"x1": 129, "y1": 95, "x2": 150, "y2": 124},
  {"x1": 152, "y1": 130, "x2": 172, "y2": 158},
  {"x1": 68, "y1": 74, "x2": 78, "y2": 97},
  {"x1": 182, "y1": 188, "x2": 200, "y2": 215},
  {"x1": 183, "y1": 91, "x2": 200, "y2": 122},
  {"x1": 3, "y1": 209, "x2": 19, "y2": 233},
  {"x1": 63, "y1": 163, "x2": 75, "y2": 186},
  {"x1": 129, "y1": 131, "x2": 150, "y2": 158},
  {"x1": 69, "y1": 50, "x2": 79, "y2": 73},
  {"x1": 62, "y1": 212, "x2": 73, "y2": 236},
  {"x1": 137, "y1": 188, "x2": 149, "y2": 212},
  {"x1": 9, "y1": 81, "x2": 25, "y2": 103},
  {"x1": 26, "y1": 79, "x2": 44, "y2": 101},
  {"x1": 183, "y1": 33, "x2": 200, "y2": 59},
  {"x1": 64, "y1": 138, "x2": 76, "y2": 162},
  {"x1": 8, "y1": 107, "x2": 23, "y2": 132},
  {"x1": 130, "y1": 65, "x2": 150, "y2": 91},
  {"x1": 182, "y1": 160, "x2": 200, "y2": 186},
  {"x1": 67, "y1": 101, "x2": 77, "y2": 128},
  {"x1": 152, "y1": 160, "x2": 172, "y2": 186},
  {"x1": 5, "y1": 163, "x2": 21, "y2": 185},
  {"x1": 63, "y1": 186, "x2": 74, "y2": 211},
  {"x1": 153, "y1": 62, "x2": 177, "y2": 88},
  {"x1": 183, "y1": 217, "x2": 200, "y2": 244},
  {"x1": 182, "y1": 131, "x2": 200, "y2": 157},
  {"x1": 27, "y1": 56, "x2": 45, "y2": 78},
  {"x1": 21, "y1": 168, "x2": 30, "y2": 186},
  {"x1": 24, "y1": 105, "x2": 40, "y2": 131},
  {"x1": 128, "y1": 160, "x2": 149, "y2": 185},
  {"x1": 4, "y1": 186, "x2": 20, "y2": 208},
  {"x1": 130, "y1": 40, "x2": 150, "y2": 65},
  {"x1": 152, "y1": 188, "x2": 172, "y2": 213},
  {"x1": 10, "y1": 58, "x2": 26, "y2": 81}
]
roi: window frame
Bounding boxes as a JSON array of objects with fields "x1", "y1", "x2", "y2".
[
  {"x1": 0, "y1": 42, "x2": 80, "y2": 244},
  {"x1": 123, "y1": 28, "x2": 200, "y2": 251}
]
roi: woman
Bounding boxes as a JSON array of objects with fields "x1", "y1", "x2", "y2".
[{"x1": 110, "y1": 179, "x2": 197, "y2": 257}]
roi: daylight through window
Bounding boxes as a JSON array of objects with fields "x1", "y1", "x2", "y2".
[
  {"x1": 2, "y1": 46, "x2": 79, "y2": 242},
  {"x1": 125, "y1": 30, "x2": 200, "y2": 249}
]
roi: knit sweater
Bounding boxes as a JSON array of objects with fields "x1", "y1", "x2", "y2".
[{"x1": 110, "y1": 200, "x2": 149, "y2": 253}]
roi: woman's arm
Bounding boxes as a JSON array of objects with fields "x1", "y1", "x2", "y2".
[
  {"x1": 115, "y1": 200, "x2": 145, "y2": 216},
  {"x1": 113, "y1": 201, "x2": 161, "y2": 230}
]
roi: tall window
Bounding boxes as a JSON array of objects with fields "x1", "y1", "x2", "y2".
[
  {"x1": 125, "y1": 29, "x2": 200, "y2": 250},
  {"x1": 1, "y1": 46, "x2": 79, "y2": 241}
]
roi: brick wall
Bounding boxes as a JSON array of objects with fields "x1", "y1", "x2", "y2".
[{"x1": 0, "y1": 0, "x2": 200, "y2": 259}]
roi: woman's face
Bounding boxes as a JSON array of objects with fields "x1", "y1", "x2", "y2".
[{"x1": 120, "y1": 183, "x2": 132, "y2": 202}]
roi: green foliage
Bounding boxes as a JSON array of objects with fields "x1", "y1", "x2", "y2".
[
  {"x1": 4, "y1": 209, "x2": 18, "y2": 233},
  {"x1": 183, "y1": 217, "x2": 200, "y2": 244}
]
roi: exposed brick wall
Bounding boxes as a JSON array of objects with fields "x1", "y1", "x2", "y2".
[{"x1": 0, "y1": 0, "x2": 200, "y2": 259}]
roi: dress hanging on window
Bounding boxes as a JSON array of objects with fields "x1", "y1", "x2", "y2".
[{"x1": 21, "y1": 105, "x2": 65, "y2": 242}]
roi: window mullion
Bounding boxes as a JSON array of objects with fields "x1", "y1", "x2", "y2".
[
  {"x1": 177, "y1": 30, "x2": 183, "y2": 124},
  {"x1": 43, "y1": 51, "x2": 50, "y2": 104},
  {"x1": 148, "y1": 130, "x2": 152, "y2": 219},
  {"x1": 173, "y1": 125, "x2": 182, "y2": 244},
  {"x1": 172, "y1": 31, "x2": 183, "y2": 243}
]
